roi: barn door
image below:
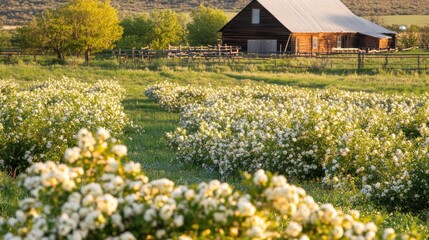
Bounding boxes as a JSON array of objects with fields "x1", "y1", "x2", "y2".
[{"x1": 247, "y1": 40, "x2": 277, "y2": 53}]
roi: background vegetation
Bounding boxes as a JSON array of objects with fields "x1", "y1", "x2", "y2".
[{"x1": 2, "y1": 0, "x2": 429, "y2": 26}]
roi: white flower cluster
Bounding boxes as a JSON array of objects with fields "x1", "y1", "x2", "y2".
[
  {"x1": 0, "y1": 78, "x2": 128, "y2": 176},
  {"x1": 144, "y1": 82, "x2": 215, "y2": 112},
  {"x1": 148, "y1": 82, "x2": 429, "y2": 211},
  {"x1": 0, "y1": 129, "x2": 407, "y2": 239}
]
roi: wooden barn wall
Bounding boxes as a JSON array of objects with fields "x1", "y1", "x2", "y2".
[
  {"x1": 221, "y1": 1, "x2": 292, "y2": 52},
  {"x1": 291, "y1": 33, "x2": 358, "y2": 53},
  {"x1": 357, "y1": 34, "x2": 391, "y2": 49}
]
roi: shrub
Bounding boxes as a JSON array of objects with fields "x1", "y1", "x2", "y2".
[
  {"x1": 0, "y1": 129, "x2": 410, "y2": 239},
  {"x1": 147, "y1": 82, "x2": 429, "y2": 211},
  {"x1": 0, "y1": 78, "x2": 128, "y2": 176}
]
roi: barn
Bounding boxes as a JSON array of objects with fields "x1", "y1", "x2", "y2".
[{"x1": 220, "y1": 0, "x2": 396, "y2": 53}]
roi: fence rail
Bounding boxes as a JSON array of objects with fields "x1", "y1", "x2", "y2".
[
  {"x1": 1, "y1": 47, "x2": 428, "y2": 71},
  {"x1": 110, "y1": 45, "x2": 241, "y2": 60}
]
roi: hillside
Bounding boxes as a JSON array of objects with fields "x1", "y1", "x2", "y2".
[{"x1": 1, "y1": 0, "x2": 429, "y2": 26}]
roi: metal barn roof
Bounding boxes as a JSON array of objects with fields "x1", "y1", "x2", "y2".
[{"x1": 257, "y1": 0, "x2": 395, "y2": 36}]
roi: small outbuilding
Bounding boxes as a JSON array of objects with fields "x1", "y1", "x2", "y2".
[{"x1": 220, "y1": 0, "x2": 396, "y2": 53}]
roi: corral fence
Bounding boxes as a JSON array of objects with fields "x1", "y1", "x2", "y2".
[
  {"x1": 1, "y1": 46, "x2": 429, "y2": 71},
  {"x1": 0, "y1": 48, "x2": 47, "y2": 61},
  {"x1": 109, "y1": 47, "x2": 429, "y2": 71},
  {"x1": 109, "y1": 45, "x2": 241, "y2": 60}
]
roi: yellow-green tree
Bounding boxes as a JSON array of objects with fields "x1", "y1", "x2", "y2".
[
  {"x1": 15, "y1": 12, "x2": 70, "y2": 59},
  {"x1": 15, "y1": 0, "x2": 122, "y2": 63},
  {"x1": 64, "y1": 0, "x2": 123, "y2": 63},
  {"x1": 187, "y1": 5, "x2": 228, "y2": 45},
  {"x1": 116, "y1": 14, "x2": 153, "y2": 49},
  {"x1": 38, "y1": 10, "x2": 72, "y2": 60},
  {"x1": 149, "y1": 10, "x2": 186, "y2": 50}
]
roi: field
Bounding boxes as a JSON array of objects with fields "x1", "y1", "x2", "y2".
[
  {"x1": 381, "y1": 15, "x2": 429, "y2": 27},
  {"x1": 1, "y1": 61, "x2": 429, "y2": 238}
]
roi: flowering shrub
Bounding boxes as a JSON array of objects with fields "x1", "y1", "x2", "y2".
[
  {"x1": 144, "y1": 82, "x2": 214, "y2": 112},
  {"x1": 0, "y1": 78, "x2": 128, "y2": 176},
  {"x1": 147, "y1": 82, "x2": 429, "y2": 211},
  {"x1": 0, "y1": 129, "x2": 409, "y2": 239}
]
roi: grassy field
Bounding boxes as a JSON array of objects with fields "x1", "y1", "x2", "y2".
[
  {"x1": 381, "y1": 15, "x2": 429, "y2": 26},
  {"x1": 1, "y1": 63, "x2": 429, "y2": 235}
]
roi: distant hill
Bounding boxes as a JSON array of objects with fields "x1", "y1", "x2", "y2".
[{"x1": 1, "y1": 0, "x2": 428, "y2": 26}]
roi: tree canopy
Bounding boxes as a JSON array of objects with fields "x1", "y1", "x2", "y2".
[
  {"x1": 149, "y1": 10, "x2": 187, "y2": 50},
  {"x1": 116, "y1": 14, "x2": 153, "y2": 49},
  {"x1": 15, "y1": 0, "x2": 122, "y2": 63},
  {"x1": 118, "y1": 10, "x2": 186, "y2": 50},
  {"x1": 187, "y1": 5, "x2": 228, "y2": 46}
]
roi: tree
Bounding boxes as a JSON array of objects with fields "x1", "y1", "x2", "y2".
[
  {"x1": 187, "y1": 5, "x2": 228, "y2": 46},
  {"x1": 14, "y1": 0, "x2": 122, "y2": 63},
  {"x1": 0, "y1": 30, "x2": 12, "y2": 48},
  {"x1": 149, "y1": 10, "x2": 186, "y2": 50},
  {"x1": 398, "y1": 24, "x2": 420, "y2": 48},
  {"x1": 420, "y1": 26, "x2": 429, "y2": 50},
  {"x1": 116, "y1": 14, "x2": 153, "y2": 49},
  {"x1": 63, "y1": 0, "x2": 123, "y2": 63},
  {"x1": 38, "y1": 9, "x2": 72, "y2": 60}
]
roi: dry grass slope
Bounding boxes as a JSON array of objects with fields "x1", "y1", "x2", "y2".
[{"x1": 1, "y1": 0, "x2": 429, "y2": 26}]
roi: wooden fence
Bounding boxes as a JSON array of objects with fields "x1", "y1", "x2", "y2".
[
  {"x1": 110, "y1": 45, "x2": 241, "y2": 60},
  {"x1": 1, "y1": 46, "x2": 428, "y2": 71}
]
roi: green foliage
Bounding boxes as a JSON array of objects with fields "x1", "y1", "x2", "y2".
[
  {"x1": 63, "y1": 0, "x2": 123, "y2": 63},
  {"x1": 14, "y1": 0, "x2": 122, "y2": 62},
  {"x1": 149, "y1": 10, "x2": 187, "y2": 50},
  {"x1": 420, "y1": 26, "x2": 429, "y2": 49},
  {"x1": 398, "y1": 25, "x2": 420, "y2": 48},
  {"x1": 116, "y1": 14, "x2": 153, "y2": 49},
  {"x1": 187, "y1": 5, "x2": 228, "y2": 46},
  {"x1": 117, "y1": 10, "x2": 186, "y2": 50},
  {"x1": 0, "y1": 30, "x2": 12, "y2": 48}
]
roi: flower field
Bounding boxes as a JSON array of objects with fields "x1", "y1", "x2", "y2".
[
  {"x1": 147, "y1": 82, "x2": 429, "y2": 212},
  {"x1": 0, "y1": 129, "x2": 408, "y2": 239},
  {"x1": 0, "y1": 78, "x2": 128, "y2": 176}
]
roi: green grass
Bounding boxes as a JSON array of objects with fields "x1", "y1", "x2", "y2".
[
  {"x1": 381, "y1": 15, "x2": 429, "y2": 26},
  {"x1": 1, "y1": 63, "x2": 429, "y2": 236}
]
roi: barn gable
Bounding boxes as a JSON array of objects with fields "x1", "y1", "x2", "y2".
[{"x1": 221, "y1": 1, "x2": 292, "y2": 52}]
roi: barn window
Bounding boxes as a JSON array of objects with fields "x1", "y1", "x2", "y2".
[
  {"x1": 337, "y1": 37, "x2": 342, "y2": 48},
  {"x1": 252, "y1": 9, "x2": 260, "y2": 24},
  {"x1": 312, "y1": 37, "x2": 318, "y2": 49}
]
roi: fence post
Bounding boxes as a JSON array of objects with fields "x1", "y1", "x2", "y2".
[
  {"x1": 132, "y1": 48, "x2": 135, "y2": 60},
  {"x1": 418, "y1": 54, "x2": 421, "y2": 71},
  {"x1": 383, "y1": 55, "x2": 389, "y2": 70},
  {"x1": 357, "y1": 52, "x2": 361, "y2": 71}
]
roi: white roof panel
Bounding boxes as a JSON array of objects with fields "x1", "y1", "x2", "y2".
[{"x1": 257, "y1": 0, "x2": 396, "y2": 35}]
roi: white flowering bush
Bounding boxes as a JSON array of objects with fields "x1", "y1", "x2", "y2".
[
  {"x1": 147, "y1": 82, "x2": 429, "y2": 211},
  {"x1": 0, "y1": 129, "x2": 412, "y2": 239},
  {"x1": 0, "y1": 78, "x2": 128, "y2": 176},
  {"x1": 144, "y1": 82, "x2": 214, "y2": 112}
]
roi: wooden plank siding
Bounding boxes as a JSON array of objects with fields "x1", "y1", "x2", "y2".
[
  {"x1": 357, "y1": 34, "x2": 391, "y2": 49},
  {"x1": 291, "y1": 33, "x2": 358, "y2": 53},
  {"x1": 221, "y1": 1, "x2": 292, "y2": 52}
]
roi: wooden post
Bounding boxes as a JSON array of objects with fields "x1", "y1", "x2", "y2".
[
  {"x1": 132, "y1": 48, "x2": 135, "y2": 61},
  {"x1": 418, "y1": 54, "x2": 421, "y2": 71},
  {"x1": 357, "y1": 52, "x2": 361, "y2": 71},
  {"x1": 383, "y1": 55, "x2": 389, "y2": 70},
  {"x1": 141, "y1": 48, "x2": 144, "y2": 61}
]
